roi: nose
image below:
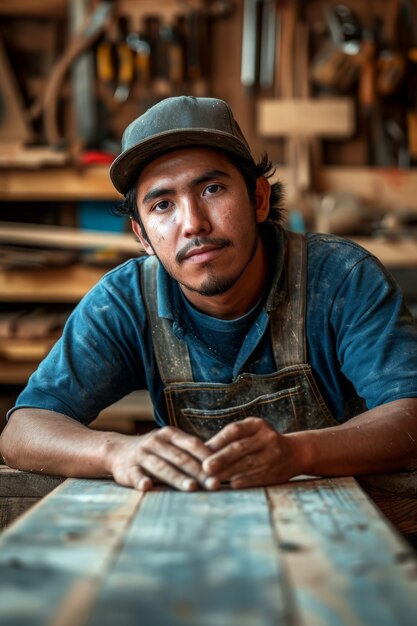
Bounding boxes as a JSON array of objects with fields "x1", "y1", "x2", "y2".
[{"x1": 180, "y1": 195, "x2": 211, "y2": 237}]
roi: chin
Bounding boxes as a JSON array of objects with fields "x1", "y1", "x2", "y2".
[{"x1": 182, "y1": 273, "x2": 238, "y2": 297}]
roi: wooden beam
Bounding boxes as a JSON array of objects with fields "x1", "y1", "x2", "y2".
[
  {"x1": 0, "y1": 265, "x2": 106, "y2": 302},
  {"x1": 0, "y1": 1, "x2": 67, "y2": 17},
  {"x1": 0, "y1": 466, "x2": 63, "y2": 498},
  {"x1": 268, "y1": 476, "x2": 417, "y2": 625},
  {"x1": 0, "y1": 478, "x2": 144, "y2": 624},
  {"x1": 0, "y1": 166, "x2": 120, "y2": 201},
  {"x1": 0, "y1": 478, "x2": 416, "y2": 625},
  {"x1": 258, "y1": 98, "x2": 355, "y2": 137},
  {"x1": 0, "y1": 222, "x2": 143, "y2": 253}
]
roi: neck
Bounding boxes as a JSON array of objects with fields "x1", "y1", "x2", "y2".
[{"x1": 180, "y1": 238, "x2": 268, "y2": 320}]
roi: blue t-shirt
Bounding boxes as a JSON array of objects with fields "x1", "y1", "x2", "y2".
[{"x1": 10, "y1": 227, "x2": 417, "y2": 426}]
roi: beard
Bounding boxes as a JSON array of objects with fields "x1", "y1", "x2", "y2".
[
  {"x1": 182, "y1": 266, "x2": 243, "y2": 297},
  {"x1": 151, "y1": 232, "x2": 260, "y2": 298}
]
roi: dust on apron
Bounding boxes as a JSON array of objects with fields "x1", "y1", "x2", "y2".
[{"x1": 142, "y1": 230, "x2": 339, "y2": 441}]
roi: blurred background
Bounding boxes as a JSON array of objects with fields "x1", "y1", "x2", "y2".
[{"x1": 1, "y1": 0, "x2": 417, "y2": 437}]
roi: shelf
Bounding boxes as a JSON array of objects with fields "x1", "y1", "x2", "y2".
[
  {"x1": 0, "y1": 265, "x2": 106, "y2": 302},
  {"x1": 0, "y1": 0, "x2": 66, "y2": 16},
  {"x1": 0, "y1": 166, "x2": 121, "y2": 201},
  {"x1": 0, "y1": 222, "x2": 142, "y2": 254}
]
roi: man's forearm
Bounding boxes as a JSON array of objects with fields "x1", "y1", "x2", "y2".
[
  {"x1": 290, "y1": 398, "x2": 417, "y2": 477},
  {"x1": 0, "y1": 408, "x2": 220, "y2": 492},
  {"x1": 0, "y1": 408, "x2": 126, "y2": 478}
]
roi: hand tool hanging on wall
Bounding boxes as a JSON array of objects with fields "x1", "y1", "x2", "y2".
[
  {"x1": 69, "y1": 0, "x2": 98, "y2": 148},
  {"x1": 310, "y1": 4, "x2": 362, "y2": 93},
  {"x1": 96, "y1": 17, "x2": 135, "y2": 105},
  {"x1": 29, "y1": 0, "x2": 113, "y2": 148},
  {"x1": 241, "y1": 0, "x2": 275, "y2": 92},
  {"x1": 375, "y1": 0, "x2": 406, "y2": 97},
  {"x1": 259, "y1": 0, "x2": 276, "y2": 91},
  {"x1": 241, "y1": 0, "x2": 259, "y2": 89},
  {"x1": 126, "y1": 32, "x2": 151, "y2": 86}
]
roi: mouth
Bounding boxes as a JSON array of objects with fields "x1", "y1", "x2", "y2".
[
  {"x1": 176, "y1": 238, "x2": 231, "y2": 264},
  {"x1": 183, "y1": 245, "x2": 224, "y2": 264}
]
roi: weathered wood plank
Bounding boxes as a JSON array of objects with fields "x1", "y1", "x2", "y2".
[
  {"x1": 0, "y1": 497, "x2": 39, "y2": 530},
  {"x1": 0, "y1": 478, "x2": 144, "y2": 626},
  {"x1": 267, "y1": 477, "x2": 417, "y2": 626},
  {"x1": 0, "y1": 466, "x2": 64, "y2": 497},
  {"x1": 358, "y1": 471, "x2": 417, "y2": 536},
  {"x1": 86, "y1": 489, "x2": 292, "y2": 626},
  {"x1": 0, "y1": 467, "x2": 65, "y2": 530}
]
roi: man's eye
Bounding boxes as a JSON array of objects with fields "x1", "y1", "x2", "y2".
[
  {"x1": 204, "y1": 184, "x2": 222, "y2": 195},
  {"x1": 153, "y1": 200, "x2": 171, "y2": 212}
]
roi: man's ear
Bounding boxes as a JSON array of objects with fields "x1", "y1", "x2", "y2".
[
  {"x1": 254, "y1": 176, "x2": 271, "y2": 223},
  {"x1": 131, "y1": 219, "x2": 154, "y2": 255}
]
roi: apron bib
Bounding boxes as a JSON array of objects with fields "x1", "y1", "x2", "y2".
[{"x1": 142, "y1": 231, "x2": 338, "y2": 440}]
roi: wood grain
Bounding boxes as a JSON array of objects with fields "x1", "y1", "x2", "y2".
[
  {"x1": 1, "y1": 477, "x2": 417, "y2": 625},
  {"x1": 0, "y1": 478, "x2": 144, "y2": 626},
  {"x1": 268, "y1": 477, "x2": 417, "y2": 626},
  {"x1": 85, "y1": 489, "x2": 292, "y2": 626}
]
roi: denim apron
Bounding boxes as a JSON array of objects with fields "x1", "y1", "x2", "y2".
[{"x1": 141, "y1": 231, "x2": 339, "y2": 440}]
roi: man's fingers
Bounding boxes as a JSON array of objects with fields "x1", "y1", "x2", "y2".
[
  {"x1": 125, "y1": 466, "x2": 154, "y2": 492},
  {"x1": 206, "y1": 417, "x2": 265, "y2": 452},
  {"x1": 140, "y1": 453, "x2": 200, "y2": 491},
  {"x1": 229, "y1": 467, "x2": 271, "y2": 489},
  {"x1": 203, "y1": 418, "x2": 274, "y2": 475},
  {"x1": 160, "y1": 426, "x2": 212, "y2": 462},
  {"x1": 145, "y1": 439, "x2": 218, "y2": 490},
  {"x1": 110, "y1": 426, "x2": 221, "y2": 493},
  {"x1": 203, "y1": 435, "x2": 262, "y2": 476}
]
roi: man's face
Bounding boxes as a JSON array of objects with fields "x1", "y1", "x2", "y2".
[{"x1": 132, "y1": 147, "x2": 270, "y2": 307}]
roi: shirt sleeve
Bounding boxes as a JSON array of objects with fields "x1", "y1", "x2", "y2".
[
  {"x1": 330, "y1": 254, "x2": 417, "y2": 409},
  {"x1": 10, "y1": 265, "x2": 151, "y2": 424}
]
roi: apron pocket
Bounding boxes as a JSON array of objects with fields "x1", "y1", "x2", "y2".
[{"x1": 178, "y1": 385, "x2": 303, "y2": 438}]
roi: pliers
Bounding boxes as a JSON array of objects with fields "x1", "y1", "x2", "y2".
[{"x1": 96, "y1": 24, "x2": 134, "y2": 103}]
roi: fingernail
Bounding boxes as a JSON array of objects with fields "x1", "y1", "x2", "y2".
[
  {"x1": 138, "y1": 477, "x2": 151, "y2": 491},
  {"x1": 182, "y1": 478, "x2": 195, "y2": 491},
  {"x1": 204, "y1": 477, "x2": 218, "y2": 490}
]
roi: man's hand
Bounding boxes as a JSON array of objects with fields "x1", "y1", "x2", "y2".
[
  {"x1": 202, "y1": 417, "x2": 300, "y2": 488},
  {"x1": 109, "y1": 426, "x2": 221, "y2": 493}
]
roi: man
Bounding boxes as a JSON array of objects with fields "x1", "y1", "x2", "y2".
[{"x1": 1, "y1": 96, "x2": 417, "y2": 492}]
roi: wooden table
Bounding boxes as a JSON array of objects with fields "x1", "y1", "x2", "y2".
[{"x1": 0, "y1": 475, "x2": 417, "y2": 626}]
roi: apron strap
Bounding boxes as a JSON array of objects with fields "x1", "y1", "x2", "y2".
[
  {"x1": 142, "y1": 230, "x2": 307, "y2": 384},
  {"x1": 141, "y1": 256, "x2": 193, "y2": 384},
  {"x1": 270, "y1": 231, "x2": 307, "y2": 368}
]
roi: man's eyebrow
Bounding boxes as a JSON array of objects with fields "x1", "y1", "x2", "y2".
[
  {"x1": 142, "y1": 187, "x2": 174, "y2": 204},
  {"x1": 141, "y1": 169, "x2": 232, "y2": 205}
]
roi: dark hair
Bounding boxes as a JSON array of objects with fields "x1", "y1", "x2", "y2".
[{"x1": 113, "y1": 150, "x2": 285, "y2": 239}]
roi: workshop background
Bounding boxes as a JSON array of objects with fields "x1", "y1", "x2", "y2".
[{"x1": 1, "y1": 0, "x2": 417, "y2": 441}]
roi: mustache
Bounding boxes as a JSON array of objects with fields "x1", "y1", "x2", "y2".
[{"x1": 176, "y1": 237, "x2": 231, "y2": 263}]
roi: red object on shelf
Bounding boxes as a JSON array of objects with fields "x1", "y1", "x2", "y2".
[{"x1": 80, "y1": 151, "x2": 116, "y2": 166}]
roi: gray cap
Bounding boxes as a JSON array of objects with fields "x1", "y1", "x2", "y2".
[{"x1": 109, "y1": 96, "x2": 255, "y2": 195}]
